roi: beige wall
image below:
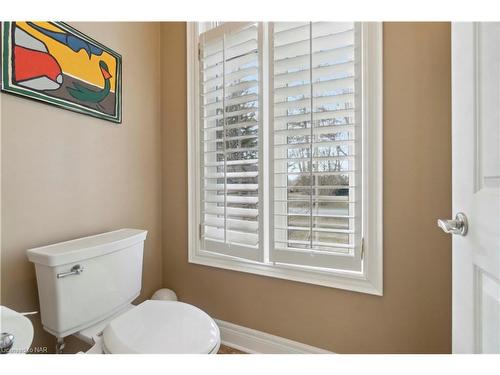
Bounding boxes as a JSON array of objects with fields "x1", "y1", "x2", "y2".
[
  {"x1": 161, "y1": 22, "x2": 452, "y2": 353},
  {"x1": 0, "y1": 22, "x2": 163, "y2": 352}
]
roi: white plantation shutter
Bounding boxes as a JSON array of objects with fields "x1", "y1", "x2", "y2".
[
  {"x1": 270, "y1": 22, "x2": 363, "y2": 271},
  {"x1": 199, "y1": 23, "x2": 263, "y2": 261},
  {"x1": 189, "y1": 22, "x2": 382, "y2": 293}
]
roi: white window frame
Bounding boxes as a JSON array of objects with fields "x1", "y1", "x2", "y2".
[{"x1": 187, "y1": 22, "x2": 383, "y2": 295}]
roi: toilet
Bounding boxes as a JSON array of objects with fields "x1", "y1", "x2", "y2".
[{"x1": 26, "y1": 229, "x2": 220, "y2": 354}]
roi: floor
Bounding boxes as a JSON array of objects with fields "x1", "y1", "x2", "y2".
[{"x1": 217, "y1": 344, "x2": 246, "y2": 354}]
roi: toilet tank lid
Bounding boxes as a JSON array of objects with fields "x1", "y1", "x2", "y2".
[{"x1": 26, "y1": 229, "x2": 147, "y2": 267}]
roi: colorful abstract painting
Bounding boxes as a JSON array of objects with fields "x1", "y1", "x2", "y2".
[{"x1": 1, "y1": 22, "x2": 122, "y2": 123}]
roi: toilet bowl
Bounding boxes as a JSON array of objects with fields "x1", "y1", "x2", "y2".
[
  {"x1": 80, "y1": 300, "x2": 220, "y2": 354},
  {"x1": 26, "y1": 229, "x2": 220, "y2": 354}
]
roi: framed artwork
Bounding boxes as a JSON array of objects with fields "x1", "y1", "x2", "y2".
[{"x1": 1, "y1": 22, "x2": 122, "y2": 123}]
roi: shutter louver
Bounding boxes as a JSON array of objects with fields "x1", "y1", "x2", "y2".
[
  {"x1": 270, "y1": 22, "x2": 363, "y2": 271},
  {"x1": 199, "y1": 23, "x2": 263, "y2": 261}
]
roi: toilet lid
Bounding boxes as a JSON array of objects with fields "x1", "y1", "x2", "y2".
[{"x1": 102, "y1": 300, "x2": 220, "y2": 354}]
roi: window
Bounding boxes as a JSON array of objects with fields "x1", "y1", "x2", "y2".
[{"x1": 187, "y1": 22, "x2": 383, "y2": 295}]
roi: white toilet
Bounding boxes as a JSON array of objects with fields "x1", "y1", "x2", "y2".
[{"x1": 26, "y1": 229, "x2": 220, "y2": 354}]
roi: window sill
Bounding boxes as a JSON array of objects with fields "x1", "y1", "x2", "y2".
[{"x1": 189, "y1": 250, "x2": 383, "y2": 296}]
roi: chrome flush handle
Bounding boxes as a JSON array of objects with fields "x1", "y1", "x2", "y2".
[
  {"x1": 437, "y1": 212, "x2": 468, "y2": 236},
  {"x1": 57, "y1": 264, "x2": 84, "y2": 279}
]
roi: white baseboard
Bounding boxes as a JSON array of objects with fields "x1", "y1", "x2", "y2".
[{"x1": 215, "y1": 319, "x2": 332, "y2": 354}]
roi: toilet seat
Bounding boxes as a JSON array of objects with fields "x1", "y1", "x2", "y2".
[{"x1": 101, "y1": 300, "x2": 220, "y2": 354}]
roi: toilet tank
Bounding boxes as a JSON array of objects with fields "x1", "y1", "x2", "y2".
[{"x1": 26, "y1": 229, "x2": 147, "y2": 338}]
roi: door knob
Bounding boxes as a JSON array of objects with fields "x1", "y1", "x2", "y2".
[{"x1": 437, "y1": 212, "x2": 468, "y2": 236}]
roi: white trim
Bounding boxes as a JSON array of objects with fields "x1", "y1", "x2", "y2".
[
  {"x1": 190, "y1": 249, "x2": 381, "y2": 294},
  {"x1": 215, "y1": 319, "x2": 332, "y2": 354},
  {"x1": 187, "y1": 22, "x2": 383, "y2": 296},
  {"x1": 360, "y1": 22, "x2": 384, "y2": 295},
  {"x1": 187, "y1": 22, "x2": 201, "y2": 265}
]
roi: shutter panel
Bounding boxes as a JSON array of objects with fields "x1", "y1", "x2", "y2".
[
  {"x1": 199, "y1": 22, "x2": 263, "y2": 261},
  {"x1": 270, "y1": 22, "x2": 363, "y2": 271}
]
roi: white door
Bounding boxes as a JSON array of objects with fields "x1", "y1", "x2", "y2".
[{"x1": 448, "y1": 22, "x2": 500, "y2": 353}]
